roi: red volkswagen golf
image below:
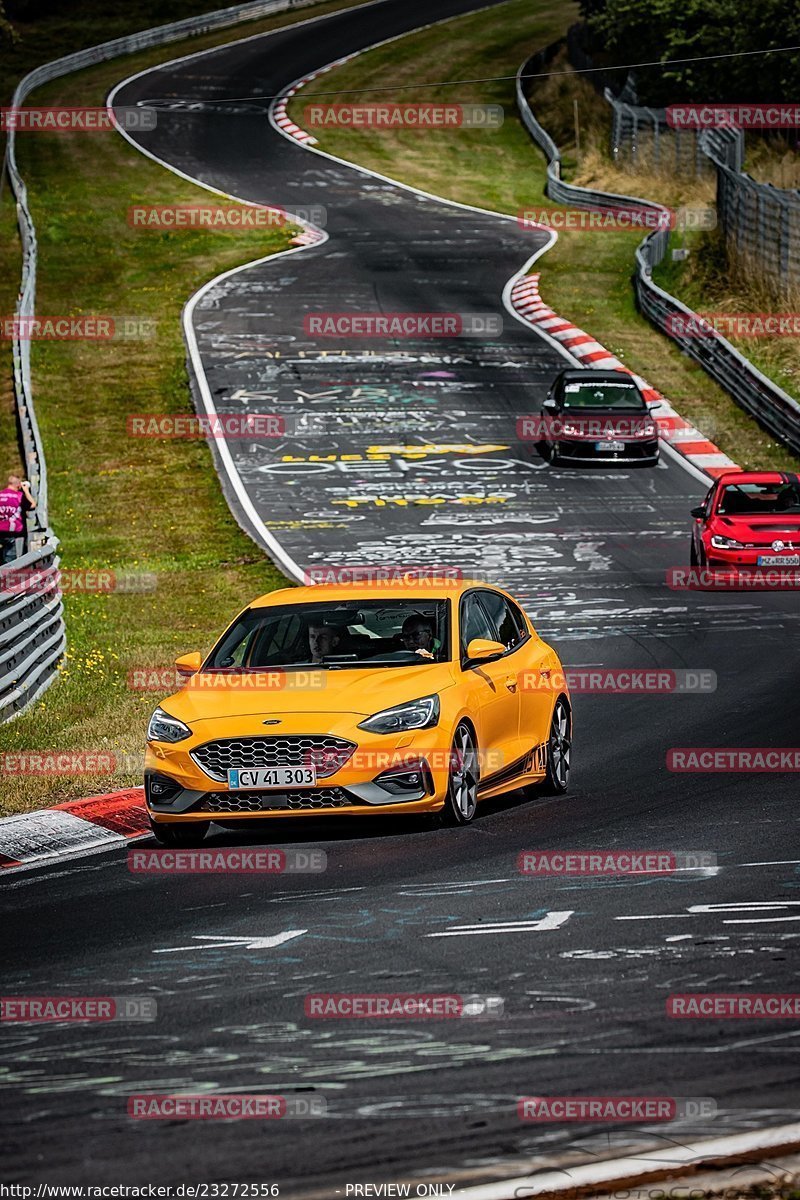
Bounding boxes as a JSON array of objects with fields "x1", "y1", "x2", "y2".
[{"x1": 690, "y1": 471, "x2": 800, "y2": 568}]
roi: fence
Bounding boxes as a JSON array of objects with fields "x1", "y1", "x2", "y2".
[
  {"x1": 700, "y1": 133, "x2": 800, "y2": 290},
  {"x1": 516, "y1": 48, "x2": 800, "y2": 460},
  {"x1": 606, "y1": 92, "x2": 718, "y2": 180},
  {"x1": 604, "y1": 90, "x2": 799, "y2": 293},
  {"x1": 2, "y1": 0, "x2": 328, "y2": 722}
]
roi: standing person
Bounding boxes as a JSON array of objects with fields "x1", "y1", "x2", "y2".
[{"x1": 0, "y1": 474, "x2": 36, "y2": 565}]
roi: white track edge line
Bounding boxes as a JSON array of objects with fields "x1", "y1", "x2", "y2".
[{"x1": 450, "y1": 1121, "x2": 800, "y2": 1200}]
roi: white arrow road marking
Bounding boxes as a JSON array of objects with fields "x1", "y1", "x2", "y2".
[
  {"x1": 426, "y1": 911, "x2": 574, "y2": 937},
  {"x1": 618, "y1": 901, "x2": 800, "y2": 925},
  {"x1": 154, "y1": 930, "x2": 307, "y2": 954},
  {"x1": 724, "y1": 915, "x2": 800, "y2": 923}
]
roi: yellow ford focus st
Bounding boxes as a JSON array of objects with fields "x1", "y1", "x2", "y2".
[{"x1": 144, "y1": 580, "x2": 572, "y2": 844}]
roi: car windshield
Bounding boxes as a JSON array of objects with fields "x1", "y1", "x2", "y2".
[
  {"x1": 717, "y1": 481, "x2": 800, "y2": 515},
  {"x1": 561, "y1": 381, "x2": 645, "y2": 410},
  {"x1": 205, "y1": 599, "x2": 451, "y2": 670}
]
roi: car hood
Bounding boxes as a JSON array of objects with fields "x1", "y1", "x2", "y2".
[
  {"x1": 714, "y1": 515, "x2": 800, "y2": 537},
  {"x1": 158, "y1": 661, "x2": 458, "y2": 723},
  {"x1": 557, "y1": 408, "x2": 653, "y2": 434}
]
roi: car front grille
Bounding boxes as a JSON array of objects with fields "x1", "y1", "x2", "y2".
[
  {"x1": 200, "y1": 788, "x2": 354, "y2": 812},
  {"x1": 191, "y1": 735, "x2": 357, "y2": 783}
]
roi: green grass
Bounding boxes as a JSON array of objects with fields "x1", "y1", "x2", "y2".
[
  {"x1": 289, "y1": 1, "x2": 800, "y2": 470},
  {"x1": 654, "y1": 229, "x2": 800, "y2": 402},
  {"x1": 0, "y1": 0, "x2": 372, "y2": 814}
]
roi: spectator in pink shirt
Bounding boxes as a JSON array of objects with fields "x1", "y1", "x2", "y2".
[{"x1": 0, "y1": 474, "x2": 36, "y2": 564}]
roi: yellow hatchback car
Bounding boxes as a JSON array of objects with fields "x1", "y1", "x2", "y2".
[{"x1": 145, "y1": 580, "x2": 572, "y2": 844}]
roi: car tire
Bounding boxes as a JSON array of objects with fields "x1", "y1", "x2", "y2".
[
  {"x1": 441, "y1": 722, "x2": 479, "y2": 825},
  {"x1": 540, "y1": 697, "x2": 572, "y2": 794},
  {"x1": 148, "y1": 817, "x2": 210, "y2": 847},
  {"x1": 690, "y1": 538, "x2": 699, "y2": 566}
]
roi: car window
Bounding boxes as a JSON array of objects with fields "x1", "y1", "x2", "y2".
[
  {"x1": 561, "y1": 380, "x2": 645, "y2": 410},
  {"x1": 248, "y1": 614, "x2": 303, "y2": 666},
  {"x1": 717, "y1": 481, "x2": 800, "y2": 515},
  {"x1": 460, "y1": 593, "x2": 496, "y2": 656},
  {"x1": 478, "y1": 590, "x2": 526, "y2": 651},
  {"x1": 206, "y1": 600, "x2": 451, "y2": 670},
  {"x1": 506, "y1": 597, "x2": 529, "y2": 642}
]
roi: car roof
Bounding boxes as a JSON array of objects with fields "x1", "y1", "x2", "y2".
[
  {"x1": 714, "y1": 470, "x2": 799, "y2": 486},
  {"x1": 555, "y1": 369, "x2": 639, "y2": 383},
  {"x1": 249, "y1": 580, "x2": 510, "y2": 608}
]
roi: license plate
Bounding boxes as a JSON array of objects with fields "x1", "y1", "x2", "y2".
[
  {"x1": 757, "y1": 554, "x2": 800, "y2": 566},
  {"x1": 596, "y1": 440, "x2": 625, "y2": 452},
  {"x1": 227, "y1": 766, "x2": 317, "y2": 790}
]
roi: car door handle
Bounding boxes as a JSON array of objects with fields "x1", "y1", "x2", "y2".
[{"x1": 505, "y1": 675, "x2": 517, "y2": 692}]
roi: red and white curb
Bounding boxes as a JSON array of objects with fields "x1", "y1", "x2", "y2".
[
  {"x1": 0, "y1": 789, "x2": 148, "y2": 870},
  {"x1": 511, "y1": 274, "x2": 740, "y2": 480},
  {"x1": 272, "y1": 85, "x2": 318, "y2": 145},
  {"x1": 290, "y1": 226, "x2": 326, "y2": 247},
  {"x1": 265, "y1": 83, "x2": 324, "y2": 246},
  {"x1": 272, "y1": 54, "x2": 353, "y2": 147}
]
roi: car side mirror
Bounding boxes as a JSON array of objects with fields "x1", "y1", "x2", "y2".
[
  {"x1": 690, "y1": 506, "x2": 705, "y2": 520},
  {"x1": 466, "y1": 638, "x2": 506, "y2": 664},
  {"x1": 542, "y1": 397, "x2": 558, "y2": 411},
  {"x1": 175, "y1": 651, "x2": 203, "y2": 677}
]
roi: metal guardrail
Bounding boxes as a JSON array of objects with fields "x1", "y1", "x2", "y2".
[
  {"x1": 634, "y1": 238, "x2": 800, "y2": 456},
  {"x1": 516, "y1": 43, "x2": 665, "y2": 216},
  {"x1": 3, "y1": 0, "x2": 327, "y2": 722},
  {"x1": 0, "y1": 543, "x2": 65, "y2": 722},
  {"x1": 516, "y1": 48, "x2": 800, "y2": 460}
]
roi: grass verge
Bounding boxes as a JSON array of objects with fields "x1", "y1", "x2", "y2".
[
  {"x1": 528, "y1": 50, "x2": 800, "y2": 400},
  {"x1": 0, "y1": 0, "x2": 371, "y2": 815},
  {"x1": 289, "y1": 4, "x2": 800, "y2": 469}
]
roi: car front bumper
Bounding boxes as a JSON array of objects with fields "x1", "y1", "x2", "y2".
[
  {"x1": 553, "y1": 439, "x2": 659, "y2": 464},
  {"x1": 704, "y1": 545, "x2": 800, "y2": 569},
  {"x1": 145, "y1": 720, "x2": 454, "y2": 822}
]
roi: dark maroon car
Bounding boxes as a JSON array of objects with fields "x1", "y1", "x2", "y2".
[{"x1": 539, "y1": 369, "x2": 660, "y2": 466}]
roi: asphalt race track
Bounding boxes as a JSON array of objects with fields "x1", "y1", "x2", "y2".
[{"x1": 3, "y1": 0, "x2": 800, "y2": 1191}]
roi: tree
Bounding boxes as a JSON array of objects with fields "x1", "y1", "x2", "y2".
[
  {"x1": 0, "y1": 0, "x2": 17, "y2": 49},
  {"x1": 585, "y1": 0, "x2": 800, "y2": 104}
]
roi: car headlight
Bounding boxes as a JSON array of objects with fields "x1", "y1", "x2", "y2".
[
  {"x1": 710, "y1": 535, "x2": 744, "y2": 550},
  {"x1": 561, "y1": 423, "x2": 582, "y2": 436},
  {"x1": 637, "y1": 422, "x2": 658, "y2": 438},
  {"x1": 358, "y1": 695, "x2": 440, "y2": 735},
  {"x1": 147, "y1": 706, "x2": 192, "y2": 743}
]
